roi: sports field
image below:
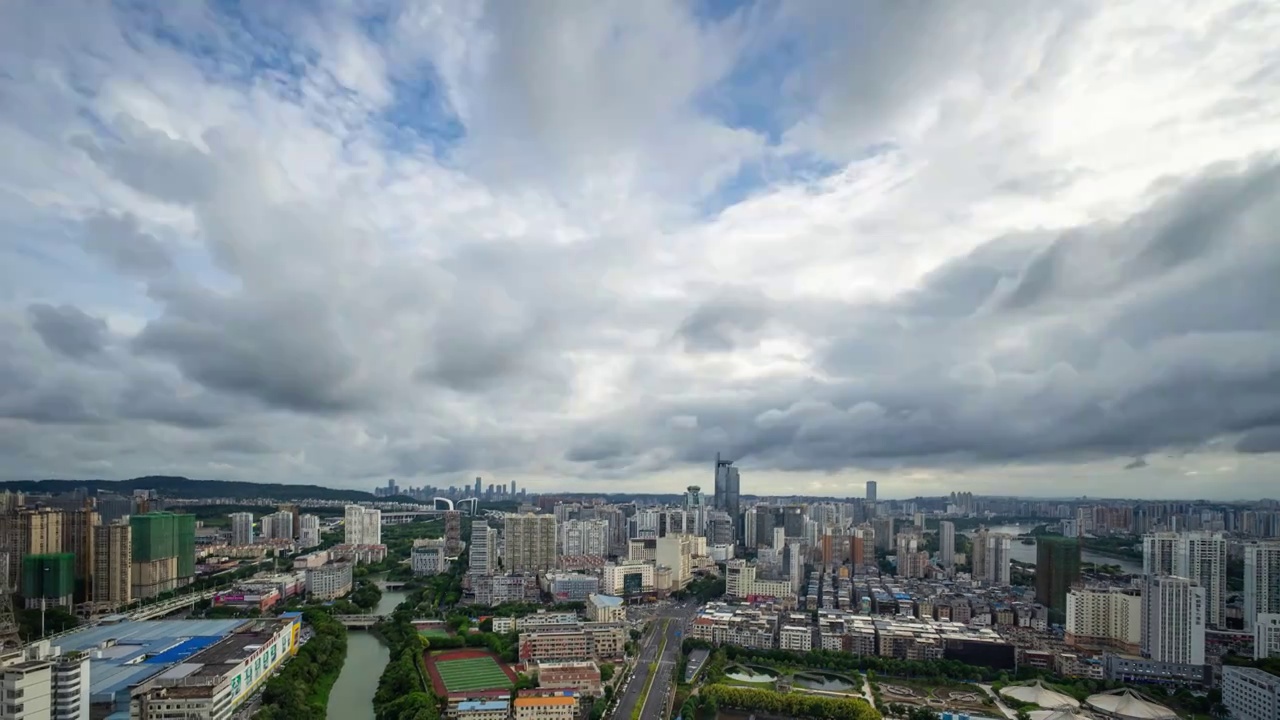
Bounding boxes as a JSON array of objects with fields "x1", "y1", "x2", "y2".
[
  {"x1": 418, "y1": 628, "x2": 453, "y2": 639},
  {"x1": 426, "y1": 650, "x2": 517, "y2": 694}
]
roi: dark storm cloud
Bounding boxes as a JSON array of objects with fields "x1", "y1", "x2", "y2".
[
  {"x1": 27, "y1": 303, "x2": 109, "y2": 359},
  {"x1": 567, "y1": 157, "x2": 1280, "y2": 473},
  {"x1": 1124, "y1": 457, "x2": 1149, "y2": 470},
  {"x1": 131, "y1": 286, "x2": 366, "y2": 413},
  {"x1": 1236, "y1": 427, "x2": 1280, "y2": 454}
]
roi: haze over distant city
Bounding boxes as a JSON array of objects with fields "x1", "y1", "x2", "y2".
[{"x1": 2, "y1": 1, "x2": 1279, "y2": 499}]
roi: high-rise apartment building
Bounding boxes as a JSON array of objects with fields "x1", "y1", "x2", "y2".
[
  {"x1": 1143, "y1": 532, "x2": 1177, "y2": 576},
  {"x1": 1176, "y1": 532, "x2": 1227, "y2": 630},
  {"x1": 939, "y1": 521, "x2": 955, "y2": 569},
  {"x1": 22, "y1": 554, "x2": 76, "y2": 609},
  {"x1": 2, "y1": 508, "x2": 64, "y2": 590},
  {"x1": 129, "y1": 513, "x2": 195, "y2": 599},
  {"x1": 895, "y1": 534, "x2": 927, "y2": 579},
  {"x1": 343, "y1": 505, "x2": 382, "y2": 545},
  {"x1": 872, "y1": 516, "x2": 894, "y2": 552},
  {"x1": 1065, "y1": 586, "x2": 1142, "y2": 652},
  {"x1": 230, "y1": 512, "x2": 255, "y2": 546},
  {"x1": 469, "y1": 523, "x2": 498, "y2": 576},
  {"x1": 504, "y1": 514, "x2": 557, "y2": 573},
  {"x1": 277, "y1": 504, "x2": 301, "y2": 539},
  {"x1": 986, "y1": 533, "x2": 1011, "y2": 586},
  {"x1": 260, "y1": 511, "x2": 295, "y2": 542},
  {"x1": 560, "y1": 519, "x2": 609, "y2": 558},
  {"x1": 1036, "y1": 535, "x2": 1082, "y2": 625},
  {"x1": 59, "y1": 507, "x2": 98, "y2": 603},
  {"x1": 92, "y1": 522, "x2": 131, "y2": 607},
  {"x1": 1142, "y1": 575, "x2": 1206, "y2": 665},
  {"x1": 1244, "y1": 542, "x2": 1280, "y2": 631},
  {"x1": 865, "y1": 480, "x2": 877, "y2": 503},
  {"x1": 299, "y1": 515, "x2": 321, "y2": 548},
  {"x1": 443, "y1": 511, "x2": 463, "y2": 556}
]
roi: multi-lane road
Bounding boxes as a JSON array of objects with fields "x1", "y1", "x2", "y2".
[{"x1": 612, "y1": 602, "x2": 699, "y2": 720}]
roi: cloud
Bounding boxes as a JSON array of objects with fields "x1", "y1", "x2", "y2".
[
  {"x1": 27, "y1": 304, "x2": 109, "y2": 360},
  {"x1": 1, "y1": 0, "x2": 1279, "y2": 497}
]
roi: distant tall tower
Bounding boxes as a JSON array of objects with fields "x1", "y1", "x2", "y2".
[
  {"x1": 939, "y1": 521, "x2": 956, "y2": 569},
  {"x1": 866, "y1": 480, "x2": 877, "y2": 503},
  {"x1": 510, "y1": 481, "x2": 517, "y2": 496},
  {"x1": 713, "y1": 454, "x2": 741, "y2": 541},
  {"x1": 474, "y1": 477, "x2": 482, "y2": 498}
]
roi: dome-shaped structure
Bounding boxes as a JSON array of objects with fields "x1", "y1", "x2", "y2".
[
  {"x1": 1085, "y1": 688, "x2": 1177, "y2": 720},
  {"x1": 1000, "y1": 680, "x2": 1081, "y2": 709},
  {"x1": 1030, "y1": 708, "x2": 1094, "y2": 720}
]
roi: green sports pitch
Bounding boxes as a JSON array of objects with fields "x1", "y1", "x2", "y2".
[{"x1": 435, "y1": 657, "x2": 514, "y2": 692}]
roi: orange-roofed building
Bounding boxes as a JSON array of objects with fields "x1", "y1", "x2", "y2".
[{"x1": 512, "y1": 692, "x2": 578, "y2": 720}]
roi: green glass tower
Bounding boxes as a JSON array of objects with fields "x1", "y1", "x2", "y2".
[{"x1": 1036, "y1": 535, "x2": 1081, "y2": 625}]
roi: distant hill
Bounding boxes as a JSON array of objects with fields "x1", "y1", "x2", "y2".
[{"x1": 0, "y1": 476, "x2": 375, "y2": 502}]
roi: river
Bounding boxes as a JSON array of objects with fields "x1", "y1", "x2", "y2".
[
  {"x1": 968, "y1": 524, "x2": 1143, "y2": 574},
  {"x1": 326, "y1": 579, "x2": 409, "y2": 720}
]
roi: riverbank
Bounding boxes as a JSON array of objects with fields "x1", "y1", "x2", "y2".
[{"x1": 327, "y1": 579, "x2": 409, "y2": 720}]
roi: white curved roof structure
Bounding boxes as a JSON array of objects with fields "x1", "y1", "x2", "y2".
[
  {"x1": 1030, "y1": 708, "x2": 1093, "y2": 720},
  {"x1": 1000, "y1": 680, "x2": 1080, "y2": 709},
  {"x1": 1085, "y1": 689, "x2": 1177, "y2": 720}
]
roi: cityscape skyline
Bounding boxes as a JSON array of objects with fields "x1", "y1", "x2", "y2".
[{"x1": 3, "y1": 3, "x2": 1280, "y2": 501}]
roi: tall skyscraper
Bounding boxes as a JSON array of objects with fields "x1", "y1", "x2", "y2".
[
  {"x1": 1143, "y1": 575, "x2": 1206, "y2": 665},
  {"x1": 474, "y1": 477, "x2": 482, "y2": 498},
  {"x1": 230, "y1": 512, "x2": 255, "y2": 546},
  {"x1": 503, "y1": 513, "x2": 557, "y2": 573},
  {"x1": 92, "y1": 522, "x2": 131, "y2": 607},
  {"x1": 939, "y1": 520, "x2": 956, "y2": 569},
  {"x1": 866, "y1": 480, "x2": 877, "y2": 503},
  {"x1": 971, "y1": 528, "x2": 989, "y2": 579},
  {"x1": 1036, "y1": 535, "x2": 1082, "y2": 624},
  {"x1": 510, "y1": 481, "x2": 517, "y2": 496},
  {"x1": 261, "y1": 511, "x2": 295, "y2": 541},
  {"x1": 468, "y1": 523, "x2": 497, "y2": 576},
  {"x1": 713, "y1": 454, "x2": 741, "y2": 541},
  {"x1": 1244, "y1": 541, "x2": 1280, "y2": 631}
]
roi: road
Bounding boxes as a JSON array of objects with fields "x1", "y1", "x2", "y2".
[{"x1": 611, "y1": 602, "x2": 699, "y2": 720}]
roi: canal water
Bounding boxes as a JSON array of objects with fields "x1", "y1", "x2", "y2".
[
  {"x1": 973, "y1": 524, "x2": 1143, "y2": 574},
  {"x1": 326, "y1": 580, "x2": 409, "y2": 720}
]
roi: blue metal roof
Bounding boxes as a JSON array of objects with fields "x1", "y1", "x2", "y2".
[
  {"x1": 144, "y1": 635, "x2": 225, "y2": 664},
  {"x1": 458, "y1": 700, "x2": 510, "y2": 710},
  {"x1": 54, "y1": 620, "x2": 248, "y2": 702}
]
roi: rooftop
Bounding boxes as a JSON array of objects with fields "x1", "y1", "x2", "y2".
[
  {"x1": 589, "y1": 594, "x2": 624, "y2": 607},
  {"x1": 54, "y1": 619, "x2": 249, "y2": 702}
]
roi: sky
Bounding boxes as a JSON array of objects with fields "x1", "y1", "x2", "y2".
[{"x1": 2, "y1": 1, "x2": 1279, "y2": 500}]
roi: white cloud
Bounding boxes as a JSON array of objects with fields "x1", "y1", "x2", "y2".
[{"x1": 0, "y1": 0, "x2": 1278, "y2": 498}]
